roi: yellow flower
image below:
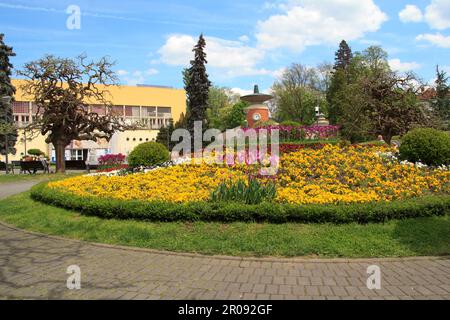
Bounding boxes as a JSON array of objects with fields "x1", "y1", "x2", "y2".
[{"x1": 48, "y1": 145, "x2": 450, "y2": 205}]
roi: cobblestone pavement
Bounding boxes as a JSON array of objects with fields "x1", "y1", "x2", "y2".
[{"x1": 0, "y1": 182, "x2": 450, "y2": 300}]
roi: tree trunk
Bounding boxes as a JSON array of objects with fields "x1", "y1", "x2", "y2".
[
  {"x1": 55, "y1": 141, "x2": 67, "y2": 174},
  {"x1": 383, "y1": 132, "x2": 393, "y2": 145}
]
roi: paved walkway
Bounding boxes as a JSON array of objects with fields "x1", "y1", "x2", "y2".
[{"x1": 0, "y1": 181, "x2": 449, "y2": 300}]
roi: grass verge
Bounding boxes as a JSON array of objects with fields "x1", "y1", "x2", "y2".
[{"x1": 0, "y1": 192, "x2": 449, "y2": 258}]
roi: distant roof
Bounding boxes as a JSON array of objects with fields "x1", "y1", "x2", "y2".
[
  {"x1": 136, "y1": 84, "x2": 174, "y2": 89},
  {"x1": 418, "y1": 88, "x2": 450, "y2": 101}
]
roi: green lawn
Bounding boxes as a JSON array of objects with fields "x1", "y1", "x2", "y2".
[{"x1": 0, "y1": 192, "x2": 449, "y2": 258}]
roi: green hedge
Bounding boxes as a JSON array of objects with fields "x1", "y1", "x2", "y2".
[{"x1": 30, "y1": 183, "x2": 450, "y2": 224}]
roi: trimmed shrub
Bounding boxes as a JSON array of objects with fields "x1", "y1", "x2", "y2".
[
  {"x1": 27, "y1": 149, "x2": 45, "y2": 157},
  {"x1": 400, "y1": 128, "x2": 450, "y2": 166},
  {"x1": 127, "y1": 142, "x2": 170, "y2": 168},
  {"x1": 31, "y1": 183, "x2": 450, "y2": 224}
]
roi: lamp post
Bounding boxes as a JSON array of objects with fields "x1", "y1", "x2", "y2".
[
  {"x1": 315, "y1": 105, "x2": 320, "y2": 126},
  {"x1": 1, "y1": 95, "x2": 12, "y2": 174}
]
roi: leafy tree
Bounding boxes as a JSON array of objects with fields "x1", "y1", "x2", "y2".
[
  {"x1": 207, "y1": 86, "x2": 233, "y2": 129},
  {"x1": 329, "y1": 46, "x2": 430, "y2": 144},
  {"x1": 0, "y1": 33, "x2": 18, "y2": 158},
  {"x1": 433, "y1": 65, "x2": 450, "y2": 127},
  {"x1": 361, "y1": 46, "x2": 390, "y2": 74},
  {"x1": 225, "y1": 101, "x2": 247, "y2": 129},
  {"x1": 18, "y1": 54, "x2": 131, "y2": 173},
  {"x1": 185, "y1": 34, "x2": 211, "y2": 146},
  {"x1": 273, "y1": 64, "x2": 325, "y2": 124}
]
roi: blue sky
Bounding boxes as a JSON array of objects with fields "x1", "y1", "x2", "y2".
[{"x1": 1, "y1": 0, "x2": 450, "y2": 94}]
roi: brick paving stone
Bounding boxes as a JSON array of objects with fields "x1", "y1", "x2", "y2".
[{"x1": 0, "y1": 184, "x2": 449, "y2": 301}]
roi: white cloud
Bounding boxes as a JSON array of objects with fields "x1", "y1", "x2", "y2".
[
  {"x1": 146, "y1": 68, "x2": 159, "y2": 76},
  {"x1": 239, "y1": 35, "x2": 250, "y2": 42},
  {"x1": 158, "y1": 34, "x2": 275, "y2": 78},
  {"x1": 399, "y1": 5, "x2": 423, "y2": 23},
  {"x1": 255, "y1": 0, "x2": 387, "y2": 52},
  {"x1": 388, "y1": 59, "x2": 421, "y2": 72},
  {"x1": 425, "y1": 0, "x2": 450, "y2": 30},
  {"x1": 117, "y1": 70, "x2": 129, "y2": 76},
  {"x1": 158, "y1": 35, "x2": 196, "y2": 66},
  {"x1": 118, "y1": 68, "x2": 159, "y2": 86},
  {"x1": 416, "y1": 33, "x2": 450, "y2": 48},
  {"x1": 273, "y1": 67, "x2": 287, "y2": 79},
  {"x1": 231, "y1": 87, "x2": 254, "y2": 97}
]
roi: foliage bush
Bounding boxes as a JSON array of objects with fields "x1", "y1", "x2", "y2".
[
  {"x1": 400, "y1": 128, "x2": 450, "y2": 166},
  {"x1": 211, "y1": 179, "x2": 276, "y2": 205},
  {"x1": 280, "y1": 120, "x2": 302, "y2": 127},
  {"x1": 254, "y1": 120, "x2": 278, "y2": 128},
  {"x1": 27, "y1": 149, "x2": 45, "y2": 157},
  {"x1": 31, "y1": 183, "x2": 450, "y2": 224},
  {"x1": 127, "y1": 142, "x2": 170, "y2": 168}
]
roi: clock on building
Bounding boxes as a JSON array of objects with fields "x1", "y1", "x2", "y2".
[{"x1": 253, "y1": 113, "x2": 261, "y2": 121}]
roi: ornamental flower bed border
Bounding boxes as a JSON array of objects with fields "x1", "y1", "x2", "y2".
[{"x1": 31, "y1": 182, "x2": 450, "y2": 224}]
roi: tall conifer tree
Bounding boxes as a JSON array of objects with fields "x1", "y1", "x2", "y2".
[
  {"x1": 334, "y1": 40, "x2": 353, "y2": 71},
  {"x1": 0, "y1": 33, "x2": 18, "y2": 157},
  {"x1": 185, "y1": 34, "x2": 211, "y2": 146}
]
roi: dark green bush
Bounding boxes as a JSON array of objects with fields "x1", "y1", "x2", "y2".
[
  {"x1": 127, "y1": 142, "x2": 170, "y2": 167},
  {"x1": 400, "y1": 128, "x2": 450, "y2": 166},
  {"x1": 27, "y1": 149, "x2": 45, "y2": 157},
  {"x1": 280, "y1": 120, "x2": 302, "y2": 127},
  {"x1": 211, "y1": 179, "x2": 276, "y2": 205},
  {"x1": 254, "y1": 120, "x2": 278, "y2": 128},
  {"x1": 31, "y1": 183, "x2": 450, "y2": 224}
]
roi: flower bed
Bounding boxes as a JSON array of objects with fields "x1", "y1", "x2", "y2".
[{"x1": 47, "y1": 145, "x2": 449, "y2": 205}]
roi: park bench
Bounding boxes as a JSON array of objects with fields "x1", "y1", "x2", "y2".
[
  {"x1": 65, "y1": 160, "x2": 87, "y2": 171},
  {"x1": 20, "y1": 161, "x2": 48, "y2": 174}
]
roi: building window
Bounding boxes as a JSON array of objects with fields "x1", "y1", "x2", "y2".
[{"x1": 70, "y1": 150, "x2": 83, "y2": 161}]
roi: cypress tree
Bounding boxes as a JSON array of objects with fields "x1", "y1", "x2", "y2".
[
  {"x1": 0, "y1": 33, "x2": 18, "y2": 158},
  {"x1": 185, "y1": 34, "x2": 211, "y2": 148},
  {"x1": 327, "y1": 40, "x2": 355, "y2": 125},
  {"x1": 434, "y1": 65, "x2": 450, "y2": 126}
]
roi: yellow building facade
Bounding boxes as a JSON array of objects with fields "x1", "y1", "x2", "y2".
[{"x1": 9, "y1": 79, "x2": 186, "y2": 163}]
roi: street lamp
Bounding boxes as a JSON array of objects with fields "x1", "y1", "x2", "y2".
[
  {"x1": 1, "y1": 95, "x2": 12, "y2": 174},
  {"x1": 315, "y1": 105, "x2": 320, "y2": 125}
]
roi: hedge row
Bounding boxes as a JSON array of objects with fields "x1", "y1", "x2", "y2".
[{"x1": 30, "y1": 183, "x2": 450, "y2": 224}]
